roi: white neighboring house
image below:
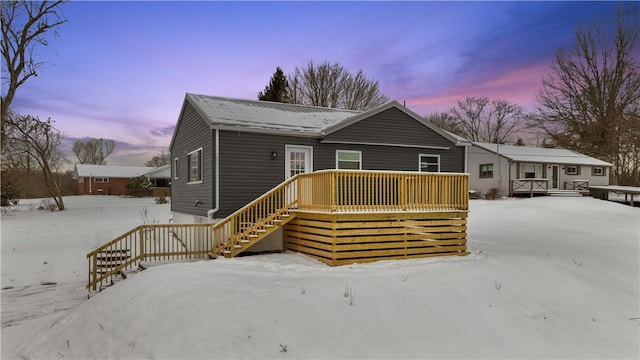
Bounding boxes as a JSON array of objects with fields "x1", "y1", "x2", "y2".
[{"x1": 468, "y1": 142, "x2": 613, "y2": 198}]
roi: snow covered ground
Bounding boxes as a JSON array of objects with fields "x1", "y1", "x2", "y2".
[{"x1": 1, "y1": 195, "x2": 639, "y2": 359}]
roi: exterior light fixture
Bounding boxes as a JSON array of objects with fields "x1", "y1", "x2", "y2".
[{"x1": 271, "y1": 151, "x2": 278, "y2": 160}]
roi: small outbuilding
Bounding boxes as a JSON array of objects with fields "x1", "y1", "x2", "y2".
[{"x1": 467, "y1": 142, "x2": 613, "y2": 198}]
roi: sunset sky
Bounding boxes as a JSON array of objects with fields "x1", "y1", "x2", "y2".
[{"x1": 6, "y1": 1, "x2": 625, "y2": 165}]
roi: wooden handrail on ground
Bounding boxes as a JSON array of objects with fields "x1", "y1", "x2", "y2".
[{"x1": 86, "y1": 223, "x2": 215, "y2": 291}]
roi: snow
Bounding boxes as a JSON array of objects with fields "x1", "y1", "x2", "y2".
[
  {"x1": 188, "y1": 93, "x2": 362, "y2": 135},
  {"x1": 74, "y1": 164, "x2": 158, "y2": 178},
  {"x1": 2, "y1": 195, "x2": 639, "y2": 359},
  {"x1": 474, "y1": 142, "x2": 614, "y2": 166}
]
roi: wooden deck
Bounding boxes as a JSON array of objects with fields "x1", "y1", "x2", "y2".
[
  {"x1": 589, "y1": 185, "x2": 640, "y2": 206},
  {"x1": 87, "y1": 170, "x2": 469, "y2": 291},
  {"x1": 284, "y1": 211, "x2": 467, "y2": 266}
]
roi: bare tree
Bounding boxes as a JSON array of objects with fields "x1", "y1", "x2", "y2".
[
  {"x1": 424, "y1": 111, "x2": 462, "y2": 135},
  {"x1": 72, "y1": 138, "x2": 115, "y2": 165},
  {"x1": 449, "y1": 97, "x2": 489, "y2": 142},
  {"x1": 342, "y1": 70, "x2": 389, "y2": 111},
  {"x1": 1, "y1": 0, "x2": 67, "y2": 141},
  {"x1": 145, "y1": 148, "x2": 170, "y2": 167},
  {"x1": 532, "y1": 5, "x2": 640, "y2": 185},
  {"x1": 449, "y1": 97, "x2": 525, "y2": 143},
  {"x1": 4, "y1": 112, "x2": 66, "y2": 210},
  {"x1": 288, "y1": 61, "x2": 388, "y2": 110},
  {"x1": 486, "y1": 100, "x2": 527, "y2": 144}
]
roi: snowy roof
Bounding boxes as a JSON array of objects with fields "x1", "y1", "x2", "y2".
[
  {"x1": 74, "y1": 164, "x2": 157, "y2": 178},
  {"x1": 143, "y1": 165, "x2": 170, "y2": 179},
  {"x1": 473, "y1": 142, "x2": 613, "y2": 166},
  {"x1": 186, "y1": 93, "x2": 362, "y2": 136},
  {"x1": 182, "y1": 94, "x2": 467, "y2": 146}
]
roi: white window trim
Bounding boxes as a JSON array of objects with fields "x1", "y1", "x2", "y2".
[
  {"x1": 519, "y1": 163, "x2": 544, "y2": 179},
  {"x1": 479, "y1": 163, "x2": 494, "y2": 178},
  {"x1": 335, "y1": 150, "x2": 362, "y2": 170},
  {"x1": 173, "y1": 157, "x2": 179, "y2": 179},
  {"x1": 94, "y1": 177, "x2": 109, "y2": 183},
  {"x1": 565, "y1": 165, "x2": 579, "y2": 175},
  {"x1": 419, "y1": 154, "x2": 440, "y2": 172},
  {"x1": 284, "y1": 144, "x2": 314, "y2": 179},
  {"x1": 592, "y1": 166, "x2": 605, "y2": 176},
  {"x1": 187, "y1": 147, "x2": 203, "y2": 184}
]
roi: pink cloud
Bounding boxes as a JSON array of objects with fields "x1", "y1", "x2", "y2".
[{"x1": 406, "y1": 62, "x2": 551, "y2": 115}]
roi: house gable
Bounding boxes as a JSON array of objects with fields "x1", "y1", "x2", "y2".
[
  {"x1": 170, "y1": 99, "x2": 214, "y2": 218},
  {"x1": 322, "y1": 106, "x2": 457, "y2": 149}
]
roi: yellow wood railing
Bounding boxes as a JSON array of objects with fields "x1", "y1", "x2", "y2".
[
  {"x1": 297, "y1": 170, "x2": 469, "y2": 212},
  {"x1": 86, "y1": 223, "x2": 215, "y2": 291},
  {"x1": 211, "y1": 176, "x2": 298, "y2": 257},
  {"x1": 87, "y1": 171, "x2": 468, "y2": 291}
]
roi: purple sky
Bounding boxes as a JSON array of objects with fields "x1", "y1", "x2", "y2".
[{"x1": 6, "y1": 1, "x2": 625, "y2": 165}]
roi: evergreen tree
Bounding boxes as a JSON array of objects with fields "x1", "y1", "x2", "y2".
[{"x1": 258, "y1": 67, "x2": 289, "y2": 103}]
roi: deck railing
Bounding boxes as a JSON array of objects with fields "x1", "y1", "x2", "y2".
[
  {"x1": 87, "y1": 170, "x2": 469, "y2": 290},
  {"x1": 86, "y1": 223, "x2": 214, "y2": 291},
  {"x1": 564, "y1": 179, "x2": 589, "y2": 191},
  {"x1": 511, "y1": 178, "x2": 548, "y2": 194},
  {"x1": 297, "y1": 170, "x2": 469, "y2": 212}
]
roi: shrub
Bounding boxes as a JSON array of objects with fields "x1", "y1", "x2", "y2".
[
  {"x1": 154, "y1": 190, "x2": 170, "y2": 204},
  {"x1": 486, "y1": 187, "x2": 501, "y2": 200},
  {"x1": 1, "y1": 180, "x2": 21, "y2": 206},
  {"x1": 126, "y1": 176, "x2": 153, "y2": 197}
]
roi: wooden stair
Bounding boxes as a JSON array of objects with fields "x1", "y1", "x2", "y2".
[
  {"x1": 221, "y1": 211, "x2": 295, "y2": 258},
  {"x1": 92, "y1": 249, "x2": 131, "y2": 290},
  {"x1": 548, "y1": 190, "x2": 583, "y2": 197}
]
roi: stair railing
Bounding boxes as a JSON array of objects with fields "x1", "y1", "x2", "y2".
[
  {"x1": 211, "y1": 175, "x2": 298, "y2": 257},
  {"x1": 86, "y1": 223, "x2": 214, "y2": 291}
]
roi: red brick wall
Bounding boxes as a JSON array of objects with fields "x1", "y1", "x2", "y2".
[{"x1": 76, "y1": 177, "x2": 131, "y2": 195}]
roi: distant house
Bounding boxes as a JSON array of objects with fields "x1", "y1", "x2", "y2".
[
  {"x1": 144, "y1": 164, "x2": 171, "y2": 195},
  {"x1": 169, "y1": 93, "x2": 471, "y2": 223},
  {"x1": 74, "y1": 164, "x2": 166, "y2": 196},
  {"x1": 468, "y1": 142, "x2": 613, "y2": 197}
]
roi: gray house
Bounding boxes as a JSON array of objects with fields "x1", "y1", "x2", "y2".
[
  {"x1": 169, "y1": 94, "x2": 470, "y2": 223},
  {"x1": 468, "y1": 142, "x2": 613, "y2": 197}
]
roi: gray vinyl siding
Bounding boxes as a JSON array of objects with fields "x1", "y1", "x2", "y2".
[
  {"x1": 174, "y1": 100, "x2": 464, "y2": 218},
  {"x1": 215, "y1": 130, "x2": 464, "y2": 217},
  {"x1": 323, "y1": 107, "x2": 454, "y2": 148},
  {"x1": 315, "y1": 143, "x2": 464, "y2": 173},
  {"x1": 170, "y1": 102, "x2": 213, "y2": 217},
  {"x1": 217, "y1": 131, "x2": 317, "y2": 217}
]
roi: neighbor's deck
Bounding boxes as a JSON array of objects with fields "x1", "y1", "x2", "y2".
[{"x1": 589, "y1": 185, "x2": 640, "y2": 206}]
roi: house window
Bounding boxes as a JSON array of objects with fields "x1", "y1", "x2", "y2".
[
  {"x1": 336, "y1": 150, "x2": 362, "y2": 170},
  {"x1": 519, "y1": 163, "x2": 543, "y2": 179},
  {"x1": 419, "y1": 154, "x2": 440, "y2": 172},
  {"x1": 187, "y1": 148, "x2": 202, "y2": 183},
  {"x1": 173, "y1": 158, "x2": 179, "y2": 179},
  {"x1": 565, "y1": 165, "x2": 579, "y2": 175},
  {"x1": 592, "y1": 167, "x2": 605, "y2": 176},
  {"x1": 94, "y1": 177, "x2": 109, "y2": 183},
  {"x1": 479, "y1": 164, "x2": 493, "y2": 178}
]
